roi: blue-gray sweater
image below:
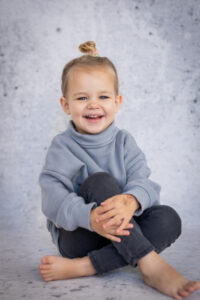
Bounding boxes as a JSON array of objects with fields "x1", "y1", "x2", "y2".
[{"x1": 39, "y1": 121, "x2": 161, "y2": 249}]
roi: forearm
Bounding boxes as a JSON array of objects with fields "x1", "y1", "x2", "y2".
[{"x1": 39, "y1": 172, "x2": 97, "y2": 231}]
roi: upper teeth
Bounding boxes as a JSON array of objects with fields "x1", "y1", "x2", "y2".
[{"x1": 85, "y1": 115, "x2": 102, "y2": 118}]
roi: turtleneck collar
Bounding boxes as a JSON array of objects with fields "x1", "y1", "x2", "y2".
[{"x1": 66, "y1": 120, "x2": 118, "y2": 148}]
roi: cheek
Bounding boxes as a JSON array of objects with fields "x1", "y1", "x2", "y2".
[
  {"x1": 110, "y1": 104, "x2": 118, "y2": 114},
  {"x1": 104, "y1": 102, "x2": 115, "y2": 111},
  {"x1": 71, "y1": 104, "x2": 83, "y2": 116}
]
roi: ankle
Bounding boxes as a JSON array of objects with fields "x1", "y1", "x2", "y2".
[
  {"x1": 138, "y1": 251, "x2": 161, "y2": 277},
  {"x1": 79, "y1": 256, "x2": 97, "y2": 276}
]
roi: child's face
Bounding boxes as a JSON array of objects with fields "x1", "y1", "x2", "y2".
[{"x1": 60, "y1": 67, "x2": 122, "y2": 134}]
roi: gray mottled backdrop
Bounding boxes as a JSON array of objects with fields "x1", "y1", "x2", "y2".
[{"x1": 1, "y1": 0, "x2": 200, "y2": 235}]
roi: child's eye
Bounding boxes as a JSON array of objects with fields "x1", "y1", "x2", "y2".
[
  {"x1": 77, "y1": 96, "x2": 109, "y2": 101},
  {"x1": 100, "y1": 96, "x2": 109, "y2": 99},
  {"x1": 77, "y1": 97, "x2": 86, "y2": 101}
]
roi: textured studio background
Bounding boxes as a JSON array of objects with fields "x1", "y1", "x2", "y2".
[
  {"x1": 0, "y1": 1, "x2": 200, "y2": 299},
  {"x1": 1, "y1": 0, "x2": 200, "y2": 229}
]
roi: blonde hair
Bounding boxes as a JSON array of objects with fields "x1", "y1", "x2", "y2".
[{"x1": 61, "y1": 41, "x2": 119, "y2": 97}]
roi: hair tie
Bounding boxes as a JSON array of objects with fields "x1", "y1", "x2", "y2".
[{"x1": 87, "y1": 49, "x2": 99, "y2": 57}]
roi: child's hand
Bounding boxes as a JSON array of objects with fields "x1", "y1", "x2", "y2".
[
  {"x1": 90, "y1": 206, "x2": 133, "y2": 243},
  {"x1": 96, "y1": 194, "x2": 140, "y2": 234}
]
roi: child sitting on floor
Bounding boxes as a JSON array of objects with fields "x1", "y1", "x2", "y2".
[{"x1": 39, "y1": 41, "x2": 200, "y2": 299}]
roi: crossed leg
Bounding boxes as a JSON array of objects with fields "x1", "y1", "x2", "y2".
[{"x1": 39, "y1": 173, "x2": 200, "y2": 299}]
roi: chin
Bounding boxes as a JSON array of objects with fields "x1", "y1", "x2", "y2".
[
  {"x1": 79, "y1": 121, "x2": 108, "y2": 134},
  {"x1": 87, "y1": 129, "x2": 102, "y2": 135}
]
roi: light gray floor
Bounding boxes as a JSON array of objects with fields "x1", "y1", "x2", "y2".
[{"x1": 1, "y1": 210, "x2": 200, "y2": 300}]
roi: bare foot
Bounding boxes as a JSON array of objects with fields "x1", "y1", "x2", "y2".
[
  {"x1": 39, "y1": 255, "x2": 97, "y2": 282},
  {"x1": 138, "y1": 251, "x2": 200, "y2": 300}
]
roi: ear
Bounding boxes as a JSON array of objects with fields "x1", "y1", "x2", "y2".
[
  {"x1": 60, "y1": 96, "x2": 70, "y2": 115},
  {"x1": 114, "y1": 94, "x2": 123, "y2": 113}
]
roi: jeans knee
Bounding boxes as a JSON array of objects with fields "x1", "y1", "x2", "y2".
[
  {"x1": 85, "y1": 172, "x2": 116, "y2": 184},
  {"x1": 160, "y1": 205, "x2": 182, "y2": 238},
  {"x1": 80, "y1": 172, "x2": 120, "y2": 190},
  {"x1": 77, "y1": 172, "x2": 121, "y2": 205}
]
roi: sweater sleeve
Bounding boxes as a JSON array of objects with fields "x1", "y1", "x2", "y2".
[
  {"x1": 39, "y1": 136, "x2": 97, "y2": 232},
  {"x1": 122, "y1": 131, "x2": 161, "y2": 216}
]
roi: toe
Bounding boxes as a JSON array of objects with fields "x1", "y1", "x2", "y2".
[
  {"x1": 42, "y1": 255, "x2": 55, "y2": 264},
  {"x1": 41, "y1": 256, "x2": 49, "y2": 264},
  {"x1": 177, "y1": 281, "x2": 200, "y2": 297},
  {"x1": 173, "y1": 293, "x2": 182, "y2": 300},
  {"x1": 185, "y1": 281, "x2": 195, "y2": 288},
  {"x1": 40, "y1": 272, "x2": 51, "y2": 281},
  {"x1": 43, "y1": 276, "x2": 53, "y2": 282},
  {"x1": 184, "y1": 281, "x2": 200, "y2": 293},
  {"x1": 40, "y1": 269, "x2": 50, "y2": 275},
  {"x1": 39, "y1": 264, "x2": 51, "y2": 270},
  {"x1": 178, "y1": 289, "x2": 189, "y2": 298},
  {"x1": 191, "y1": 281, "x2": 200, "y2": 289}
]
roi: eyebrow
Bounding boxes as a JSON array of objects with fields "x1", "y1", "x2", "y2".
[{"x1": 73, "y1": 91, "x2": 112, "y2": 96}]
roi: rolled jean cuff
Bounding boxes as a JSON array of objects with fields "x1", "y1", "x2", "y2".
[
  {"x1": 88, "y1": 246, "x2": 127, "y2": 275},
  {"x1": 128, "y1": 245, "x2": 155, "y2": 266},
  {"x1": 88, "y1": 243, "x2": 155, "y2": 275},
  {"x1": 88, "y1": 252, "x2": 104, "y2": 275},
  {"x1": 114, "y1": 238, "x2": 155, "y2": 268}
]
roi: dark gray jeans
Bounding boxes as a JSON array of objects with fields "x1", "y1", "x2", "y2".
[{"x1": 58, "y1": 172, "x2": 182, "y2": 275}]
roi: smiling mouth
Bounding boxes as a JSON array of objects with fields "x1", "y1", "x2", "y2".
[{"x1": 83, "y1": 114, "x2": 104, "y2": 119}]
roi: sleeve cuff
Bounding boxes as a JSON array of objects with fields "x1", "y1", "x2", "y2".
[
  {"x1": 73, "y1": 201, "x2": 98, "y2": 231},
  {"x1": 123, "y1": 187, "x2": 150, "y2": 216}
]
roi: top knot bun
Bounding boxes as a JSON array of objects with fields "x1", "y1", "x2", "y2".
[
  {"x1": 61, "y1": 41, "x2": 119, "y2": 96},
  {"x1": 78, "y1": 41, "x2": 98, "y2": 56}
]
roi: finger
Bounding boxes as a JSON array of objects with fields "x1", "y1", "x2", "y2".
[
  {"x1": 96, "y1": 208, "x2": 116, "y2": 222},
  {"x1": 103, "y1": 215, "x2": 121, "y2": 228},
  {"x1": 109, "y1": 222, "x2": 134, "y2": 232},
  {"x1": 101, "y1": 196, "x2": 115, "y2": 206},
  {"x1": 100, "y1": 201, "x2": 107, "y2": 205},
  {"x1": 105, "y1": 218, "x2": 123, "y2": 229},
  {"x1": 116, "y1": 218, "x2": 128, "y2": 233},
  {"x1": 108, "y1": 224, "x2": 131, "y2": 235},
  {"x1": 97, "y1": 203, "x2": 115, "y2": 215},
  {"x1": 117, "y1": 228, "x2": 131, "y2": 236},
  {"x1": 109, "y1": 229, "x2": 130, "y2": 236},
  {"x1": 95, "y1": 206, "x2": 110, "y2": 219},
  {"x1": 105, "y1": 233, "x2": 121, "y2": 243},
  {"x1": 114, "y1": 221, "x2": 123, "y2": 227},
  {"x1": 126, "y1": 223, "x2": 134, "y2": 229},
  {"x1": 120, "y1": 223, "x2": 134, "y2": 230}
]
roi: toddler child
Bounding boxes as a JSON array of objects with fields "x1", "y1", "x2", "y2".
[{"x1": 39, "y1": 41, "x2": 200, "y2": 299}]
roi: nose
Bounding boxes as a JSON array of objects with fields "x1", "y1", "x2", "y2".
[{"x1": 87, "y1": 98, "x2": 100, "y2": 109}]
